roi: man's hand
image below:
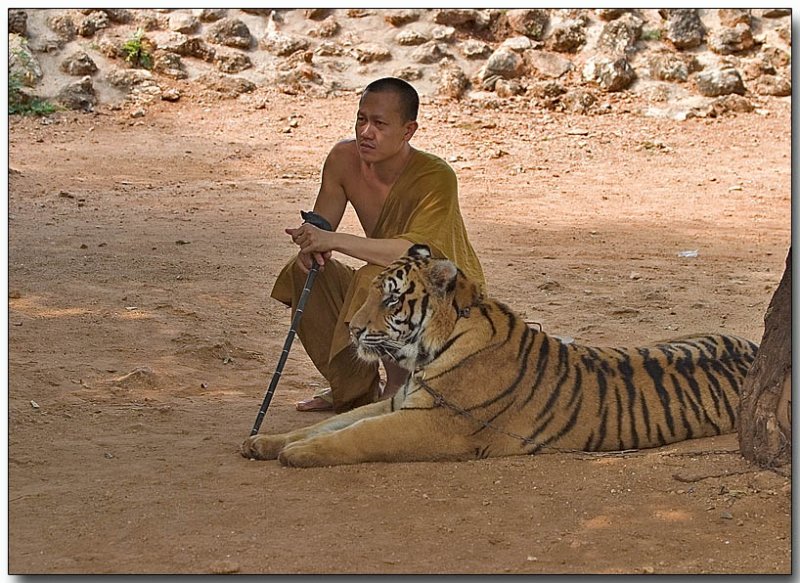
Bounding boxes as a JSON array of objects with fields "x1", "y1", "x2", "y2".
[
  {"x1": 294, "y1": 249, "x2": 333, "y2": 274},
  {"x1": 287, "y1": 224, "x2": 334, "y2": 273}
]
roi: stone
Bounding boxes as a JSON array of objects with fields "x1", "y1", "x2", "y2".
[
  {"x1": 161, "y1": 88, "x2": 181, "y2": 101},
  {"x1": 776, "y1": 25, "x2": 791, "y2": 45},
  {"x1": 495, "y1": 79, "x2": 524, "y2": 98},
  {"x1": 547, "y1": 19, "x2": 587, "y2": 53},
  {"x1": 410, "y1": 42, "x2": 448, "y2": 64},
  {"x1": 740, "y1": 57, "x2": 775, "y2": 81},
  {"x1": 648, "y1": 52, "x2": 695, "y2": 82},
  {"x1": 395, "y1": 30, "x2": 429, "y2": 47},
  {"x1": 206, "y1": 18, "x2": 253, "y2": 49},
  {"x1": 762, "y1": 8, "x2": 791, "y2": 18},
  {"x1": 695, "y1": 67, "x2": 746, "y2": 97},
  {"x1": 664, "y1": 9, "x2": 705, "y2": 50},
  {"x1": 596, "y1": 9, "x2": 627, "y2": 21},
  {"x1": 431, "y1": 26, "x2": 456, "y2": 43},
  {"x1": 434, "y1": 9, "x2": 480, "y2": 29},
  {"x1": 761, "y1": 46, "x2": 790, "y2": 69},
  {"x1": 528, "y1": 80, "x2": 566, "y2": 99},
  {"x1": 501, "y1": 36, "x2": 532, "y2": 53},
  {"x1": 106, "y1": 67, "x2": 154, "y2": 89},
  {"x1": 56, "y1": 76, "x2": 96, "y2": 112},
  {"x1": 506, "y1": 9, "x2": 549, "y2": 40},
  {"x1": 525, "y1": 50, "x2": 573, "y2": 79},
  {"x1": 753, "y1": 75, "x2": 791, "y2": 97},
  {"x1": 710, "y1": 94, "x2": 754, "y2": 116},
  {"x1": 9, "y1": 34, "x2": 43, "y2": 86},
  {"x1": 261, "y1": 32, "x2": 310, "y2": 56},
  {"x1": 393, "y1": 66, "x2": 424, "y2": 82},
  {"x1": 240, "y1": 9, "x2": 272, "y2": 16},
  {"x1": 384, "y1": 10, "x2": 420, "y2": 27},
  {"x1": 560, "y1": 89, "x2": 597, "y2": 114},
  {"x1": 197, "y1": 73, "x2": 256, "y2": 98},
  {"x1": 460, "y1": 39, "x2": 491, "y2": 59},
  {"x1": 314, "y1": 42, "x2": 343, "y2": 57},
  {"x1": 47, "y1": 14, "x2": 76, "y2": 41},
  {"x1": 9, "y1": 9, "x2": 28, "y2": 35},
  {"x1": 435, "y1": 65, "x2": 468, "y2": 100},
  {"x1": 153, "y1": 51, "x2": 187, "y2": 79},
  {"x1": 708, "y1": 24, "x2": 755, "y2": 55},
  {"x1": 195, "y1": 9, "x2": 226, "y2": 23},
  {"x1": 214, "y1": 49, "x2": 252, "y2": 74},
  {"x1": 104, "y1": 9, "x2": 133, "y2": 24},
  {"x1": 346, "y1": 9, "x2": 372, "y2": 19},
  {"x1": 78, "y1": 10, "x2": 109, "y2": 37},
  {"x1": 485, "y1": 48, "x2": 524, "y2": 79},
  {"x1": 719, "y1": 9, "x2": 751, "y2": 28},
  {"x1": 582, "y1": 56, "x2": 636, "y2": 92},
  {"x1": 173, "y1": 35, "x2": 215, "y2": 61},
  {"x1": 134, "y1": 11, "x2": 166, "y2": 32},
  {"x1": 60, "y1": 51, "x2": 98, "y2": 76},
  {"x1": 597, "y1": 13, "x2": 643, "y2": 55},
  {"x1": 351, "y1": 43, "x2": 391, "y2": 63},
  {"x1": 309, "y1": 18, "x2": 340, "y2": 39},
  {"x1": 304, "y1": 9, "x2": 331, "y2": 21},
  {"x1": 168, "y1": 13, "x2": 199, "y2": 34}
]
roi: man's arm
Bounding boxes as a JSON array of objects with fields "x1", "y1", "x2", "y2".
[
  {"x1": 287, "y1": 225, "x2": 411, "y2": 268},
  {"x1": 290, "y1": 144, "x2": 349, "y2": 272},
  {"x1": 287, "y1": 141, "x2": 412, "y2": 269},
  {"x1": 311, "y1": 144, "x2": 349, "y2": 232}
]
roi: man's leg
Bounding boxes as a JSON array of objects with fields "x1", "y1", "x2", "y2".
[{"x1": 271, "y1": 257, "x2": 380, "y2": 412}]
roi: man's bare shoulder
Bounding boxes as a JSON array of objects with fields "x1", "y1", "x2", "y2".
[{"x1": 327, "y1": 139, "x2": 359, "y2": 166}]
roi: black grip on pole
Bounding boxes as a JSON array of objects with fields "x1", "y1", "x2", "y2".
[{"x1": 300, "y1": 210, "x2": 333, "y2": 232}]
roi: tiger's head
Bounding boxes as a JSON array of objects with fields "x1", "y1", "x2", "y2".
[{"x1": 349, "y1": 245, "x2": 483, "y2": 371}]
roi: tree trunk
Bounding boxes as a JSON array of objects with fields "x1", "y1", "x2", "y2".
[{"x1": 738, "y1": 247, "x2": 791, "y2": 468}]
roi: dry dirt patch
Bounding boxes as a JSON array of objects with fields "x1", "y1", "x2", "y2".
[{"x1": 8, "y1": 93, "x2": 791, "y2": 574}]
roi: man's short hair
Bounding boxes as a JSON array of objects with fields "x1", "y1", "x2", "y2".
[{"x1": 362, "y1": 77, "x2": 419, "y2": 123}]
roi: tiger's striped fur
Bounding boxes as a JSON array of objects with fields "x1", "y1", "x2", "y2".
[{"x1": 242, "y1": 245, "x2": 758, "y2": 466}]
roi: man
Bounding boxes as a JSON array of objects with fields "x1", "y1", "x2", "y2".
[{"x1": 272, "y1": 77, "x2": 485, "y2": 413}]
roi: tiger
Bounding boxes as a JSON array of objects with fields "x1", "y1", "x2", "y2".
[{"x1": 241, "y1": 244, "x2": 758, "y2": 467}]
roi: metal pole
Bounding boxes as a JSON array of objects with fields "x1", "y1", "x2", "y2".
[{"x1": 249, "y1": 211, "x2": 332, "y2": 436}]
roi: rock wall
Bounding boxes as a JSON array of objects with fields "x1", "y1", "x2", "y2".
[{"x1": 8, "y1": 8, "x2": 792, "y2": 120}]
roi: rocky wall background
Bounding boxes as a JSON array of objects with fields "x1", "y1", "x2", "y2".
[{"x1": 8, "y1": 8, "x2": 793, "y2": 120}]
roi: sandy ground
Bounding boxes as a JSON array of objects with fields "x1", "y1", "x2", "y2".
[{"x1": 7, "y1": 91, "x2": 791, "y2": 574}]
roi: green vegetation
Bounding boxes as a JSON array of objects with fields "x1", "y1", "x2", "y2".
[
  {"x1": 121, "y1": 28, "x2": 153, "y2": 69},
  {"x1": 641, "y1": 28, "x2": 663, "y2": 41},
  {"x1": 8, "y1": 46, "x2": 56, "y2": 116}
]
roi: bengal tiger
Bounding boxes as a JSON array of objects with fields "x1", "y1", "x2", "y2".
[{"x1": 241, "y1": 245, "x2": 758, "y2": 467}]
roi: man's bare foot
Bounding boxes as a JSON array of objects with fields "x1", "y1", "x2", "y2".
[{"x1": 295, "y1": 387, "x2": 334, "y2": 412}]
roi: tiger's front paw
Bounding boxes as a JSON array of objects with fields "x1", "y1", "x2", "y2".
[
  {"x1": 241, "y1": 434, "x2": 286, "y2": 460},
  {"x1": 278, "y1": 439, "x2": 340, "y2": 468}
]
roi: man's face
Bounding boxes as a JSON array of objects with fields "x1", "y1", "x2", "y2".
[{"x1": 355, "y1": 90, "x2": 417, "y2": 163}]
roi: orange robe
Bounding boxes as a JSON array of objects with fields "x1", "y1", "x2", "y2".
[{"x1": 271, "y1": 149, "x2": 485, "y2": 412}]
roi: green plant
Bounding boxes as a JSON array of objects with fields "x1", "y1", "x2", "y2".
[
  {"x1": 8, "y1": 48, "x2": 57, "y2": 116},
  {"x1": 641, "y1": 28, "x2": 663, "y2": 41},
  {"x1": 121, "y1": 28, "x2": 153, "y2": 69}
]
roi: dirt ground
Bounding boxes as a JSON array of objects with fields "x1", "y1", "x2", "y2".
[{"x1": 7, "y1": 90, "x2": 791, "y2": 574}]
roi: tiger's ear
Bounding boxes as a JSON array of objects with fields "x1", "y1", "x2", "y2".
[
  {"x1": 427, "y1": 259, "x2": 458, "y2": 296},
  {"x1": 452, "y1": 270, "x2": 483, "y2": 314},
  {"x1": 408, "y1": 244, "x2": 431, "y2": 259}
]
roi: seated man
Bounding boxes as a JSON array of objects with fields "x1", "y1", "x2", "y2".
[{"x1": 272, "y1": 76, "x2": 485, "y2": 413}]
